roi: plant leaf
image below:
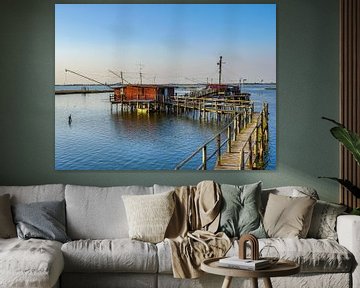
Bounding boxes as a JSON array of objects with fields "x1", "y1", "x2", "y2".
[
  {"x1": 318, "y1": 177, "x2": 360, "y2": 198},
  {"x1": 321, "y1": 116, "x2": 345, "y2": 127},
  {"x1": 330, "y1": 126, "x2": 360, "y2": 165}
]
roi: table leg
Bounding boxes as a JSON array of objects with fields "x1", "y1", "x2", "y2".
[
  {"x1": 221, "y1": 276, "x2": 233, "y2": 288},
  {"x1": 251, "y1": 278, "x2": 258, "y2": 288},
  {"x1": 263, "y1": 277, "x2": 273, "y2": 288}
]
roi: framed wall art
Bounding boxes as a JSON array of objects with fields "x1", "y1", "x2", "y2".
[{"x1": 55, "y1": 4, "x2": 276, "y2": 170}]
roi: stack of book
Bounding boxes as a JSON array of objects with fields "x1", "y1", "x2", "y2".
[{"x1": 218, "y1": 257, "x2": 271, "y2": 270}]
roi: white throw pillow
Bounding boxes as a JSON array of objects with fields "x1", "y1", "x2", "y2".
[{"x1": 122, "y1": 191, "x2": 175, "y2": 243}]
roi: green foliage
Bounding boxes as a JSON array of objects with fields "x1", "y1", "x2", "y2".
[
  {"x1": 321, "y1": 117, "x2": 360, "y2": 200},
  {"x1": 318, "y1": 177, "x2": 360, "y2": 199},
  {"x1": 351, "y1": 208, "x2": 360, "y2": 216},
  {"x1": 322, "y1": 117, "x2": 360, "y2": 165}
]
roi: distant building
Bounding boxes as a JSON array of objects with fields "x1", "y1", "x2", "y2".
[{"x1": 113, "y1": 85, "x2": 175, "y2": 103}]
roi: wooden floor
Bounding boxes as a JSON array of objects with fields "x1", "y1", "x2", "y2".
[{"x1": 215, "y1": 113, "x2": 260, "y2": 170}]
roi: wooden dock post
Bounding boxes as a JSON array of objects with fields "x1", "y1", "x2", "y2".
[
  {"x1": 216, "y1": 134, "x2": 221, "y2": 166},
  {"x1": 227, "y1": 126, "x2": 232, "y2": 153},
  {"x1": 248, "y1": 134, "x2": 253, "y2": 168},
  {"x1": 202, "y1": 146, "x2": 207, "y2": 170},
  {"x1": 233, "y1": 117, "x2": 238, "y2": 141}
]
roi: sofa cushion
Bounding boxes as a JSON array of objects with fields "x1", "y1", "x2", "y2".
[
  {"x1": 0, "y1": 238, "x2": 64, "y2": 288},
  {"x1": 261, "y1": 186, "x2": 319, "y2": 212},
  {"x1": 153, "y1": 184, "x2": 177, "y2": 194},
  {"x1": 12, "y1": 200, "x2": 70, "y2": 243},
  {"x1": 0, "y1": 184, "x2": 65, "y2": 204},
  {"x1": 122, "y1": 191, "x2": 175, "y2": 243},
  {"x1": 65, "y1": 185, "x2": 153, "y2": 239},
  {"x1": 158, "y1": 237, "x2": 353, "y2": 274},
  {"x1": 61, "y1": 239, "x2": 158, "y2": 273},
  {"x1": 0, "y1": 194, "x2": 16, "y2": 238},
  {"x1": 218, "y1": 182, "x2": 266, "y2": 238},
  {"x1": 233, "y1": 238, "x2": 353, "y2": 273},
  {"x1": 263, "y1": 194, "x2": 316, "y2": 238},
  {"x1": 307, "y1": 200, "x2": 347, "y2": 240}
]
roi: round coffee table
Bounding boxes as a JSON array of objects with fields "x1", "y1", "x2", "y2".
[{"x1": 201, "y1": 257, "x2": 300, "y2": 288}]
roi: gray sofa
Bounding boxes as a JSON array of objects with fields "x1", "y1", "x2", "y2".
[{"x1": 0, "y1": 184, "x2": 359, "y2": 288}]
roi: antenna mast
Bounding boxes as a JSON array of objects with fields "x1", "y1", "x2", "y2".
[
  {"x1": 139, "y1": 62, "x2": 144, "y2": 85},
  {"x1": 217, "y1": 56, "x2": 225, "y2": 85},
  {"x1": 108, "y1": 70, "x2": 131, "y2": 84}
]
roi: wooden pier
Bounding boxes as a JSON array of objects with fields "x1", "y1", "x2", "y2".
[
  {"x1": 175, "y1": 103, "x2": 269, "y2": 170},
  {"x1": 214, "y1": 107, "x2": 268, "y2": 170},
  {"x1": 109, "y1": 88, "x2": 269, "y2": 170}
]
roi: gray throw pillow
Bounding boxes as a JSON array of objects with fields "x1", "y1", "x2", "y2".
[
  {"x1": 12, "y1": 200, "x2": 70, "y2": 243},
  {"x1": 0, "y1": 194, "x2": 16, "y2": 238},
  {"x1": 307, "y1": 200, "x2": 347, "y2": 240},
  {"x1": 218, "y1": 182, "x2": 266, "y2": 238}
]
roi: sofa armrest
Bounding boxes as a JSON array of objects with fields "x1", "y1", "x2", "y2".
[{"x1": 337, "y1": 215, "x2": 360, "y2": 288}]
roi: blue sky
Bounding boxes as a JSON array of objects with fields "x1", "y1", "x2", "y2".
[{"x1": 55, "y1": 4, "x2": 276, "y2": 85}]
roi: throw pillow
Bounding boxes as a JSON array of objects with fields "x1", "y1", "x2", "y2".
[
  {"x1": 218, "y1": 182, "x2": 266, "y2": 238},
  {"x1": 12, "y1": 200, "x2": 70, "y2": 243},
  {"x1": 0, "y1": 194, "x2": 17, "y2": 238},
  {"x1": 122, "y1": 191, "x2": 175, "y2": 243},
  {"x1": 263, "y1": 193, "x2": 316, "y2": 238},
  {"x1": 307, "y1": 200, "x2": 347, "y2": 240}
]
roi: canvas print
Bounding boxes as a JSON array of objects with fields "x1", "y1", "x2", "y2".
[{"x1": 55, "y1": 4, "x2": 276, "y2": 170}]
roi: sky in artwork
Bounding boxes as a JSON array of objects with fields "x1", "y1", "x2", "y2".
[{"x1": 55, "y1": 4, "x2": 276, "y2": 85}]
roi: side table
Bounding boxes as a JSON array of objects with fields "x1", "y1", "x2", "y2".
[{"x1": 201, "y1": 257, "x2": 300, "y2": 288}]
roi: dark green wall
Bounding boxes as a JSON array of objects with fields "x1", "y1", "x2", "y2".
[{"x1": 0, "y1": 0, "x2": 340, "y2": 202}]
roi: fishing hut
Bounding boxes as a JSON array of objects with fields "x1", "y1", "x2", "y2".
[
  {"x1": 203, "y1": 84, "x2": 250, "y2": 101},
  {"x1": 110, "y1": 84, "x2": 175, "y2": 112}
]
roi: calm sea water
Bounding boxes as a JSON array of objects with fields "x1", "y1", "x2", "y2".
[{"x1": 55, "y1": 84, "x2": 276, "y2": 170}]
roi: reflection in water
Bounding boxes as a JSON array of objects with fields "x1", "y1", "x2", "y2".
[{"x1": 55, "y1": 85, "x2": 276, "y2": 170}]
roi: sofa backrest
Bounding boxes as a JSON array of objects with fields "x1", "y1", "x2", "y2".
[
  {"x1": 65, "y1": 184, "x2": 154, "y2": 240},
  {"x1": 0, "y1": 184, "x2": 65, "y2": 204},
  {"x1": 261, "y1": 186, "x2": 319, "y2": 212}
]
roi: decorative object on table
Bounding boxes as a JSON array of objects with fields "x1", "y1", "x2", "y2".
[
  {"x1": 218, "y1": 257, "x2": 271, "y2": 270},
  {"x1": 238, "y1": 233, "x2": 259, "y2": 260},
  {"x1": 320, "y1": 117, "x2": 360, "y2": 210},
  {"x1": 259, "y1": 245, "x2": 280, "y2": 265}
]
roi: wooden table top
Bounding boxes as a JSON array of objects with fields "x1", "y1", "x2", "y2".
[{"x1": 201, "y1": 257, "x2": 300, "y2": 278}]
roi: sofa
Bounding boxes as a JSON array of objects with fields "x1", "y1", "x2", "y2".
[{"x1": 0, "y1": 183, "x2": 359, "y2": 288}]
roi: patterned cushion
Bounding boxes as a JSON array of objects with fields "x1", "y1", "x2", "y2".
[{"x1": 307, "y1": 200, "x2": 347, "y2": 240}]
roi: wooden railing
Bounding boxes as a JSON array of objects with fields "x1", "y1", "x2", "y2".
[
  {"x1": 174, "y1": 105, "x2": 255, "y2": 170},
  {"x1": 237, "y1": 103, "x2": 269, "y2": 170},
  {"x1": 174, "y1": 103, "x2": 268, "y2": 170}
]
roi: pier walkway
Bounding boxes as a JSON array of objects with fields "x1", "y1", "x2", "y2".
[
  {"x1": 214, "y1": 111, "x2": 265, "y2": 170},
  {"x1": 175, "y1": 103, "x2": 269, "y2": 170}
]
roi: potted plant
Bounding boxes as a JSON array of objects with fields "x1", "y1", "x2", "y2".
[{"x1": 320, "y1": 117, "x2": 360, "y2": 215}]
